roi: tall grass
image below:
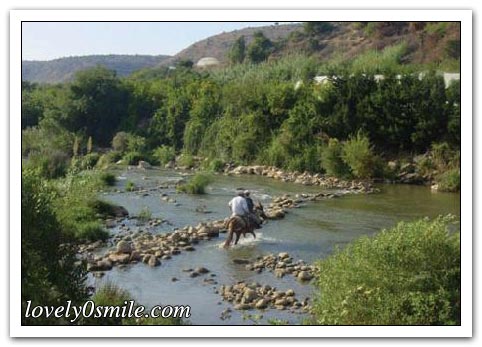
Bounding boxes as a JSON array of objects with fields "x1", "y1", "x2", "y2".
[
  {"x1": 210, "y1": 54, "x2": 319, "y2": 85},
  {"x1": 349, "y1": 42, "x2": 410, "y2": 74}
]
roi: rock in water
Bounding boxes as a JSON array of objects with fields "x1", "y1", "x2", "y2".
[
  {"x1": 243, "y1": 289, "x2": 258, "y2": 303},
  {"x1": 137, "y1": 161, "x2": 151, "y2": 169},
  {"x1": 112, "y1": 205, "x2": 129, "y2": 218},
  {"x1": 147, "y1": 255, "x2": 160, "y2": 267},
  {"x1": 255, "y1": 299, "x2": 268, "y2": 309},
  {"x1": 232, "y1": 259, "x2": 250, "y2": 265},
  {"x1": 297, "y1": 271, "x2": 313, "y2": 281},
  {"x1": 116, "y1": 240, "x2": 132, "y2": 254}
]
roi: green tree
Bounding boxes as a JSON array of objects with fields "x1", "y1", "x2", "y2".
[
  {"x1": 64, "y1": 67, "x2": 129, "y2": 146},
  {"x1": 303, "y1": 22, "x2": 334, "y2": 36},
  {"x1": 228, "y1": 36, "x2": 246, "y2": 64},
  {"x1": 246, "y1": 31, "x2": 273, "y2": 64}
]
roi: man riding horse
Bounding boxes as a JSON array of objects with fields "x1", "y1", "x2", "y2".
[{"x1": 224, "y1": 191, "x2": 264, "y2": 248}]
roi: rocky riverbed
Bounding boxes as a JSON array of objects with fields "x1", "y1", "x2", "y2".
[{"x1": 224, "y1": 165, "x2": 378, "y2": 191}]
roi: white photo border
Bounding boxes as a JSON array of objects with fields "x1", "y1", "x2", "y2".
[{"x1": 10, "y1": 9, "x2": 472, "y2": 338}]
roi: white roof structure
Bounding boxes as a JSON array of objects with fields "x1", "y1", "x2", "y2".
[{"x1": 196, "y1": 57, "x2": 221, "y2": 68}]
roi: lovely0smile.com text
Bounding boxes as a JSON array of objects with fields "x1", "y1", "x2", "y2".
[{"x1": 24, "y1": 300, "x2": 191, "y2": 323}]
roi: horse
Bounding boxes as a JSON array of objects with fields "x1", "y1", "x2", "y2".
[{"x1": 223, "y1": 202, "x2": 267, "y2": 248}]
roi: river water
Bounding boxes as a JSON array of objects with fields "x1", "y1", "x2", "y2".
[{"x1": 90, "y1": 168, "x2": 460, "y2": 325}]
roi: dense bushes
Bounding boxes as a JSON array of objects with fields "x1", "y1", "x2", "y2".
[
  {"x1": 436, "y1": 169, "x2": 461, "y2": 192},
  {"x1": 153, "y1": 145, "x2": 176, "y2": 165},
  {"x1": 22, "y1": 169, "x2": 88, "y2": 324},
  {"x1": 22, "y1": 49, "x2": 460, "y2": 181},
  {"x1": 321, "y1": 138, "x2": 350, "y2": 178},
  {"x1": 312, "y1": 216, "x2": 460, "y2": 325},
  {"x1": 51, "y1": 171, "x2": 110, "y2": 242}
]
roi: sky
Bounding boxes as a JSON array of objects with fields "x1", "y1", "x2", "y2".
[{"x1": 21, "y1": 22, "x2": 287, "y2": 61}]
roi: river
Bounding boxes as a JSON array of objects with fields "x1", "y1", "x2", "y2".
[{"x1": 89, "y1": 167, "x2": 460, "y2": 325}]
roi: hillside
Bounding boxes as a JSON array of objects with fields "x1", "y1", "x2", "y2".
[
  {"x1": 163, "y1": 22, "x2": 460, "y2": 70},
  {"x1": 22, "y1": 54, "x2": 171, "y2": 83},
  {"x1": 160, "y1": 23, "x2": 302, "y2": 66}
]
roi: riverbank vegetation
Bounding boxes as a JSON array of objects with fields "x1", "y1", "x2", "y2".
[
  {"x1": 21, "y1": 31, "x2": 460, "y2": 190},
  {"x1": 311, "y1": 215, "x2": 460, "y2": 325}
]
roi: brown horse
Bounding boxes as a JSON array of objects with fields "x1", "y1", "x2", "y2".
[{"x1": 223, "y1": 202, "x2": 266, "y2": 248}]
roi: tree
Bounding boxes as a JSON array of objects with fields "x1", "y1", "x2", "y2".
[
  {"x1": 176, "y1": 59, "x2": 194, "y2": 69},
  {"x1": 64, "y1": 67, "x2": 129, "y2": 146},
  {"x1": 228, "y1": 36, "x2": 246, "y2": 64},
  {"x1": 303, "y1": 22, "x2": 334, "y2": 36},
  {"x1": 246, "y1": 31, "x2": 273, "y2": 64}
]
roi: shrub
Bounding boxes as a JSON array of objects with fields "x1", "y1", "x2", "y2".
[
  {"x1": 321, "y1": 138, "x2": 350, "y2": 178},
  {"x1": 112, "y1": 131, "x2": 129, "y2": 153},
  {"x1": 137, "y1": 206, "x2": 152, "y2": 224},
  {"x1": 22, "y1": 169, "x2": 89, "y2": 325},
  {"x1": 84, "y1": 283, "x2": 131, "y2": 325},
  {"x1": 153, "y1": 145, "x2": 176, "y2": 165},
  {"x1": 96, "y1": 154, "x2": 112, "y2": 170},
  {"x1": 76, "y1": 221, "x2": 109, "y2": 242},
  {"x1": 342, "y1": 131, "x2": 376, "y2": 179},
  {"x1": 431, "y1": 142, "x2": 455, "y2": 171},
  {"x1": 122, "y1": 151, "x2": 144, "y2": 166},
  {"x1": 51, "y1": 171, "x2": 111, "y2": 243},
  {"x1": 125, "y1": 180, "x2": 135, "y2": 192},
  {"x1": 88, "y1": 199, "x2": 118, "y2": 218},
  {"x1": 99, "y1": 172, "x2": 116, "y2": 186},
  {"x1": 26, "y1": 149, "x2": 69, "y2": 179},
  {"x1": 177, "y1": 153, "x2": 195, "y2": 168},
  {"x1": 177, "y1": 173, "x2": 212, "y2": 194},
  {"x1": 81, "y1": 152, "x2": 101, "y2": 169},
  {"x1": 436, "y1": 169, "x2": 460, "y2": 192},
  {"x1": 208, "y1": 158, "x2": 225, "y2": 173},
  {"x1": 312, "y1": 215, "x2": 460, "y2": 325},
  {"x1": 86, "y1": 283, "x2": 183, "y2": 326}
]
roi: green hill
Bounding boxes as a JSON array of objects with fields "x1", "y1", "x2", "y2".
[{"x1": 22, "y1": 54, "x2": 171, "y2": 84}]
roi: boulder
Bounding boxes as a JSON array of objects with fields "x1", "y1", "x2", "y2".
[
  {"x1": 108, "y1": 253, "x2": 130, "y2": 265},
  {"x1": 278, "y1": 252, "x2": 290, "y2": 260},
  {"x1": 243, "y1": 289, "x2": 258, "y2": 303},
  {"x1": 129, "y1": 251, "x2": 141, "y2": 262},
  {"x1": 87, "y1": 259, "x2": 113, "y2": 272},
  {"x1": 116, "y1": 240, "x2": 132, "y2": 254},
  {"x1": 297, "y1": 271, "x2": 313, "y2": 281},
  {"x1": 285, "y1": 289, "x2": 295, "y2": 297},
  {"x1": 234, "y1": 303, "x2": 252, "y2": 310},
  {"x1": 255, "y1": 299, "x2": 269, "y2": 309},
  {"x1": 137, "y1": 161, "x2": 151, "y2": 170},
  {"x1": 112, "y1": 205, "x2": 129, "y2": 218},
  {"x1": 147, "y1": 255, "x2": 160, "y2": 267},
  {"x1": 232, "y1": 259, "x2": 250, "y2": 265},
  {"x1": 195, "y1": 267, "x2": 210, "y2": 274}
]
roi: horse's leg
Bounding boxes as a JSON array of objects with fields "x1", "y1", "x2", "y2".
[
  {"x1": 223, "y1": 228, "x2": 234, "y2": 248},
  {"x1": 234, "y1": 231, "x2": 241, "y2": 245}
]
